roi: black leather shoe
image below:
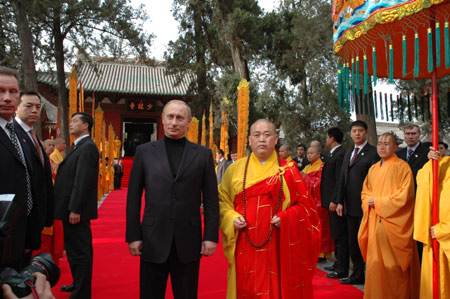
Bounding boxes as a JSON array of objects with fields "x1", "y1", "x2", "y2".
[
  {"x1": 317, "y1": 257, "x2": 327, "y2": 263},
  {"x1": 324, "y1": 265, "x2": 335, "y2": 271},
  {"x1": 60, "y1": 284, "x2": 75, "y2": 292},
  {"x1": 327, "y1": 271, "x2": 347, "y2": 279},
  {"x1": 340, "y1": 277, "x2": 364, "y2": 285}
]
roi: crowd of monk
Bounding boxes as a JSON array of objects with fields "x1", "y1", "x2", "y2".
[{"x1": 265, "y1": 122, "x2": 449, "y2": 299}]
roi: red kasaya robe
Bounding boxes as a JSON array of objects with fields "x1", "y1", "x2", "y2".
[
  {"x1": 303, "y1": 159, "x2": 334, "y2": 256},
  {"x1": 220, "y1": 152, "x2": 320, "y2": 299}
]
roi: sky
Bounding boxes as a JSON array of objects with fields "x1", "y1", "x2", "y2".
[{"x1": 131, "y1": 0, "x2": 277, "y2": 60}]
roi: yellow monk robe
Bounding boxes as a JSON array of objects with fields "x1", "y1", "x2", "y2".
[
  {"x1": 283, "y1": 156, "x2": 293, "y2": 163},
  {"x1": 219, "y1": 151, "x2": 320, "y2": 299},
  {"x1": 304, "y1": 159, "x2": 334, "y2": 256},
  {"x1": 414, "y1": 157, "x2": 450, "y2": 299},
  {"x1": 358, "y1": 155, "x2": 420, "y2": 299},
  {"x1": 303, "y1": 159, "x2": 322, "y2": 174},
  {"x1": 49, "y1": 148, "x2": 64, "y2": 174}
]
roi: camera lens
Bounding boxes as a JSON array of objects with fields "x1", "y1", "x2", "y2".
[{"x1": 22, "y1": 253, "x2": 60, "y2": 287}]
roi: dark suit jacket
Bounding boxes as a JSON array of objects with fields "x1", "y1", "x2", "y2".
[
  {"x1": 126, "y1": 140, "x2": 219, "y2": 264},
  {"x1": 54, "y1": 136, "x2": 99, "y2": 221},
  {"x1": 0, "y1": 124, "x2": 28, "y2": 268},
  {"x1": 397, "y1": 142, "x2": 429, "y2": 181},
  {"x1": 320, "y1": 145, "x2": 346, "y2": 209},
  {"x1": 336, "y1": 143, "x2": 379, "y2": 217},
  {"x1": 216, "y1": 159, "x2": 232, "y2": 184},
  {"x1": 14, "y1": 121, "x2": 53, "y2": 250},
  {"x1": 293, "y1": 156, "x2": 309, "y2": 171},
  {"x1": 113, "y1": 163, "x2": 123, "y2": 177}
]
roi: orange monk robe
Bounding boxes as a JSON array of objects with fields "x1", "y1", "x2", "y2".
[
  {"x1": 49, "y1": 148, "x2": 64, "y2": 164},
  {"x1": 303, "y1": 159, "x2": 333, "y2": 256},
  {"x1": 109, "y1": 164, "x2": 114, "y2": 191},
  {"x1": 105, "y1": 164, "x2": 111, "y2": 193},
  {"x1": 219, "y1": 152, "x2": 320, "y2": 299},
  {"x1": 358, "y1": 155, "x2": 420, "y2": 299},
  {"x1": 48, "y1": 148, "x2": 63, "y2": 181},
  {"x1": 414, "y1": 157, "x2": 450, "y2": 299}
]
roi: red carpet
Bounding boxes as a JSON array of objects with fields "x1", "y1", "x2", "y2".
[
  {"x1": 52, "y1": 189, "x2": 363, "y2": 298},
  {"x1": 121, "y1": 157, "x2": 133, "y2": 187}
]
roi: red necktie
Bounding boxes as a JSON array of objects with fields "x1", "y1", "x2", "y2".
[{"x1": 350, "y1": 147, "x2": 360, "y2": 165}]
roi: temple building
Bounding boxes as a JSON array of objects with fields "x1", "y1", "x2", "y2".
[{"x1": 37, "y1": 60, "x2": 194, "y2": 156}]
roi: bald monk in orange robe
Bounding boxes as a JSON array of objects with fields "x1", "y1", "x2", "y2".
[
  {"x1": 358, "y1": 132, "x2": 420, "y2": 299},
  {"x1": 303, "y1": 146, "x2": 334, "y2": 258},
  {"x1": 278, "y1": 144, "x2": 293, "y2": 163}
]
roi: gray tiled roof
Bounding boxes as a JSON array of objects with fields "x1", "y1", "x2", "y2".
[{"x1": 37, "y1": 62, "x2": 194, "y2": 96}]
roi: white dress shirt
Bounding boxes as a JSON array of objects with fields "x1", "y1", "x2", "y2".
[{"x1": 74, "y1": 134, "x2": 90, "y2": 146}]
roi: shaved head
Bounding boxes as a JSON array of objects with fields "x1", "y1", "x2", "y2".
[
  {"x1": 278, "y1": 144, "x2": 291, "y2": 160},
  {"x1": 249, "y1": 119, "x2": 278, "y2": 162},
  {"x1": 306, "y1": 146, "x2": 321, "y2": 163},
  {"x1": 54, "y1": 137, "x2": 66, "y2": 151},
  {"x1": 43, "y1": 139, "x2": 55, "y2": 155},
  {"x1": 307, "y1": 145, "x2": 320, "y2": 155},
  {"x1": 377, "y1": 132, "x2": 399, "y2": 159},
  {"x1": 379, "y1": 132, "x2": 399, "y2": 145},
  {"x1": 279, "y1": 144, "x2": 290, "y2": 151},
  {"x1": 310, "y1": 140, "x2": 322, "y2": 152},
  {"x1": 250, "y1": 119, "x2": 276, "y2": 135},
  {"x1": 162, "y1": 100, "x2": 192, "y2": 119}
]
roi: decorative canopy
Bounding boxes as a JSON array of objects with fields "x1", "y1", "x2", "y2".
[{"x1": 333, "y1": 0, "x2": 450, "y2": 80}]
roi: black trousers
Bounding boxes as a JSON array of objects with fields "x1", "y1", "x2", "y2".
[
  {"x1": 417, "y1": 241, "x2": 423, "y2": 263},
  {"x1": 330, "y1": 212, "x2": 349, "y2": 275},
  {"x1": 63, "y1": 219, "x2": 93, "y2": 299},
  {"x1": 114, "y1": 175, "x2": 122, "y2": 189},
  {"x1": 140, "y1": 242, "x2": 200, "y2": 299},
  {"x1": 346, "y1": 215, "x2": 364, "y2": 280}
]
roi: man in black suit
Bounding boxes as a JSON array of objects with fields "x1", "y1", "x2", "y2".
[
  {"x1": 54, "y1": 112, "x2": 99, "y2": 299},
  {"x1": 216, "y1": 148, "x2": 231, "y2": 184},
  {"x1": 397, "y1": 124, "x2": 429, "y2": 262},
  {"x1": 126, "y1": 100, "x2": 219, "y2": 299},
  {"x1": 0, "y1": 67, "x2": 30, "y2": 270},
  {"x1": 113, "y1": 158, "x2": 123, "y2": 189},
  {"x1": 320, "y1": 127, "x2": 348, "y2": 279},
  {"x1": 293, "y1": 144, "x2": 309, "y2": 171},
  {"x1": 397, "y1": 124, "x2": 429, "y2": 182},
  {"x1": 14, "y1": 91, "x2": 53, "y2": 262},
  {"x1": 335, "y1": 120, "x2": 379, "y2": 285}
]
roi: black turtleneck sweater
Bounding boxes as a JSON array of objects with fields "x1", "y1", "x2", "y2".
[{"x1": 164, "y1": 136, "x2": 186, "y2": 177}]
